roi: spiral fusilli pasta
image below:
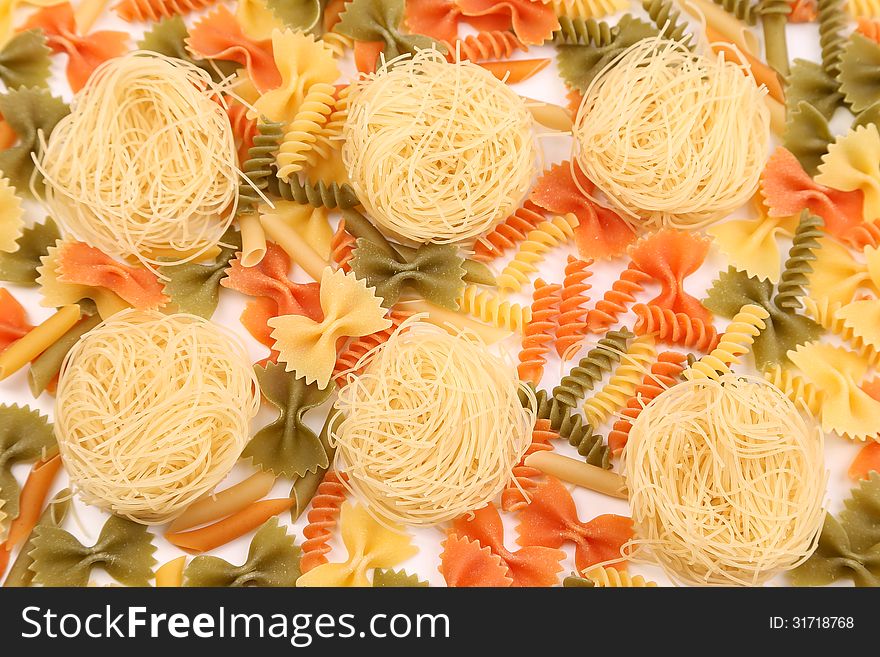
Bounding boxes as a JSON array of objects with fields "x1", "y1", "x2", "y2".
[
  {"x1": 473, "y1": 203, "x2": 546, "y2": 262},
  {"x1": 496, "y1": 213, "x2": 579, "y2": 292},
  {"x1": 275, "y1": 83, "x2": 336, "y2": 180},
  {"x1": 584, "y1": 566, "x2": 658, "y2": 587},
  {"x1": 238, "y1": 119, "x2": 284, "y2": 213},
  {"x1": 586, "y1": 262, "x2": 651, "y2": 332},
  {"x1": 556, "y1": 256, "x2": 593, "y2": 359},
  {"x1": 300, "y1": 470, "x2": 347, "y2": 573},
  {"x1": 632, "y1": 303, "x2": 720, "y2": 352},
  {"x1": 685, "y1": 304, "x2": 771, "y2": 380},
  {"x1": 775, "y1": 211, "x2": 824, "y2": 312},
  {"x1": 265, "y1": 174, "x2": 360, "y2": 209},
  {"x1": 763, "y1": 363, "x2": 825, "y2": 415},
  {"x1": 642, "y1": 0, "x2": 694, "y2": 46},
  {"x1": 551, "y1": 0, "x2": 628, "y2": 20},
  {"x1": 518, "y1": 279, "x2": 562, "y2": 385},
  {"x1": 552, "y1": 17, "x2": 618, "y2": 45},
  {"x1": 584, "y1": 335, "x2": 657, "y2": 427},
  {"x1": 441, "y1": 31, "x2": 526, "y2": 62},
  {"x1": 459, "y1": 285, "x2": 531, "y2": 332},
  {"x1": 501, "y1": 418, "x2": 555, "y2": 512}
]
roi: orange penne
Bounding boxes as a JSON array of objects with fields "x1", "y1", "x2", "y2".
[
  {"x1": 479, "y1": 59, "x2": 550, "y2": 84},
  {"x1": 848, "y1": 442, "x2": 880, "y2": 481},
  {"x1": 3, "y1": 453, "x2": 62, "y2": 549},
  {"x1": 165, "y1": 498, "x2": 293, "y2": 553},
  {"x1": 707, "y1": 27, "x2": 784, "y2": 103},
  {"x1": 166, "y1": 471, "x2": 276, "y2": 533}
]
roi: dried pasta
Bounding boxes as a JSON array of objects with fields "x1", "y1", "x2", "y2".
[
  {"x1": 496, "y1": 214, "x2": 578, "y2": 292},
  {"x1": 584, "y1": 335, "x2": 656, "y2": 427},
  {"x1": 458, "y1": 285, "x2": 531, "y2": 333},
  {"x1": 555, "y1": 256, "x2": 592, "y2": 358},
  {"x1": 54, "y1": 310, "x2": 259, "y2": 524},
  {"x1": 625, "y1": 374, "x2": 826, "y2": 586},
  {"x1": 518, "y1": 279, "x2": 561, "y2": 385},
  {"x1": 331, "y1": 319, "x2": 535, "y2": 526},
  {"x1": 816, "y1": 124, "x2": 880, "y2": 221}
]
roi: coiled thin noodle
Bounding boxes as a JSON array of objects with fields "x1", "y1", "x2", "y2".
[
  {"x1": 573, "y1": 36, "x2": 769, "y2": 229},
  {"x1": 342, "y1": 49, "x2": 536, "y2": 244},
  {"x1": 54, "y1": 310, "x2": 259, "y2": 525},
  {"x1": 623, "y1": 374, "x2": 826, "y2": 586},
  {"x1": 36, "y1": 52, "x2": 239, "y2": 273},
  {"x1": 331, "y1": 318, "x2": 536, "y2": 526}
]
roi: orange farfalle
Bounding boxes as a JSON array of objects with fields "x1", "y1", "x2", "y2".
[
  {"x1": 629, "y1": 229, "x2": 712, "y2": 323},
  {"x1": 516, "y1": 476, "x2": 633, "y2": 571},
  {"x1": 186, "y1": 6, "x2": 279, "y2": 92},
  {"x1": 21, "y1": 2, "x2": 129, "y2": 92},
  {"x1": 0, "y1": 288, "x2": 31, "y2": 352},
  {"x1": 353, "y1": 40, "x2": 385, "y2": 73},
  {"x1": 788, "y1": 0, "x2": 817, "y2": 21},
  {"x1": 439, "y1": 533, "x2": 513, "y2": 587},
  {"x1": 57, "y1": 241, "x2": 168, "y2": 309},
  {"x1": 761, "y1": 147, "x2": 864, "y2": 240},
  {"x1": 857, "y1": 17, "x2": 880, "y2": 43},
  {"x1": 450, "y1": 504, "x2": 564, "y2": 586},
  {"x1": 848, "y1": 442, "x2": 880, "y2": 481},
  {"x1": 405, "y1": 0, "x2": 462, "y2": 42},
  {"x1": 221, "y1": 242, "x2": 322, "y2": 346},
  {"x1": 455, "y1": 0, "x2": 559, "y2": 45},
  {"x1": 530, "y1": 161, "x2": 635, "y2": 260}
]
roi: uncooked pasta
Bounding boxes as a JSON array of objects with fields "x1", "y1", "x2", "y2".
[
  {"x1": 342, "y1": 49, "x2": 536, "y2": 244},
  {"x1": 623, "y1": 375, "x2": 826, "y2": 586},
  {"x1": 54, "y1": 310, "x2": 259, "y2": 525},
  {"x1": 36, "y1": 51, "x2": 239, "y2": 272},
  {"x1": 330, "y1": 318, "x2": 535, "y2": 526},
  {"x1": 573, "y1": 36, "x2": 769, "y2": 229}
]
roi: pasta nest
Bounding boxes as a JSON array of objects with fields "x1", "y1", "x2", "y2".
[
  {"x1": 54, "y1": 310, "x2": 259, "y2": 524},
  {"x1": 342, "y1": 49, "x2": 536, "y2": 244},
  {"x1": 623, "y1": 374, "x2": 826, "y2": 586},
  {"x1": 573, "y1": 36, "x2": 770, "y2": 229},
  {"x1": 330, "y1": 317, "x2": 536, "y2": 526}
]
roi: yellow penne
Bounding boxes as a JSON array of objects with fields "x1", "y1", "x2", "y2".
[
  {"x1": 682, "y1": 0, "x2": 760, "y2": 55},
  {"x1": 167, "y1": 470, "x2": 276, "y2": 533},
  {"x1": 260, "y1": 210, "x2": 327, "y2": 281},
  {"x1": 523, "y1": 98, "x2": 573, "y2": 132},
  {"x1": 238, "y1": 212, "x2": 268, "y2": 267},
  {"x1": 0, "y1": 305, "x2": 81, "y2": 381},
  {"x1": 524, "y1": 451, "x2": 628, "y2": 499},
  {"x1": 155, "y1": 556, "x2": 186, "y2": 587},
  {"x1": 397, "y1": 299, "x2": 512, "y2": 344}
]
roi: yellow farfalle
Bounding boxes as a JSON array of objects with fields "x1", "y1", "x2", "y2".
[
  {"x1": 0, "y1": 175, "x2": 23, "y2": 253},
  {"x1": 258, "y1": 201, "x2": 332, "y2": 259},
  {"x1": 816, "y1": 124, "x2": 880, "y2": 221},
  {"x1": 269, "y1": 266, "x2": 391, "y2": 388},
  {"x1": 36, "y1": 240, "x2": 129, "y2": 319},
  {"x1": 236, "y1": 0, "x2": 282, "y2": 40},
  {"x1": 788, "y1": 341, "x2": 880, "y2": 440},
  {"x1": 807, "y1": 238, "x2": 880, "y2": 307},
  {"x1": 252, "y1": 29, "x2": 339, "y2": 123},
  {"x1": 707, "y1": 199, "x2": 797, "y2": 283},
  {"x1": 296, "y1": 502, "x2": 418, "y2": 587},
  {"x1": 837, "y1": 298, "x2": 880, "y2": 355}
]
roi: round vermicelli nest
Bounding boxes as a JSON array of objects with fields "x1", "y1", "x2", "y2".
[
  {"x1": 54, "y1": 310, "x2": 259, "y2": 524},
  {"x1": 623, "y1": 374, "x2": 826, "y2": 586},
  {"x1": 574, "y1": 36, "x2": 770, "y2": 229},
  {"x1": 330, "y1": 318, "x2": 536, "y2": 526},
  {"x1": 342, "y1": 48, "x2": 536, "y2": 244}
]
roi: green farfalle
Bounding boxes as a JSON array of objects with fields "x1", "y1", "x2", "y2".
[
  {"x1": 244, "y1": 361, "x2": 333, "y2": 478},
  {"x1": 790, "y1": 472, "x2": 880, "y2": 587},
  {"x1": 29, "y1": 515, "x2": 157, "y2": 587},
  {"x1": 4, "y1": 488, "x2": 71, "y2": 588},
  {"x1": 839, "y1": 33, "x2": 880, "y2": 115},
  {"x1": 137, "y1": 16, "x2": 238, "y2": 83},
  {"x1": 703, "y1": 268, "x2": 821, "y2": 369},
  {"x1": 159, "y1": 228, "x2": 242, "y2": 318},
  {"x1": 0, "y1": 30, "x2": 51, "y2": 89},
  {"x1": 0, "y1": 405, "x2": 56, "y2": 527},
  {"x1": 0, "y1": 215, "x2": 59, "y2": 284},
  {"x1": 336, "y1": 0, "x2": 442, "y2": 67},
  {"x1": 0, "y1": 87, "x2": 68, "y2": 194},
  {"x1": 853, "y1": 100, "x2": 880, "y2": 131},
  {"x1": 184, "y1": 518, "x2": 302, "y2": 587},
  {"x1": 556, "y1": 15, "x2": 658, "y2": 92},
  {"x1": 783, "y1": 102, "x2": 833, "y2": 177},
  {"x1": 373, "y1": 569, "x2": 429, "y2": 587},
  {"x1": 267, "y1": 0, "x2": 322, "y2": 31},
  {"x1": 290, "y1": 412, "x2": 340, "y2": 521},
  {"x1": 28, "y1": 313, "x2": 101, "y2": 397},
  {"x1": 350, "y1": 237, "x2": 466, "y2": 309},
  {"x1": 785, "y1": 58, "x2": 841, "y2": 120}
]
